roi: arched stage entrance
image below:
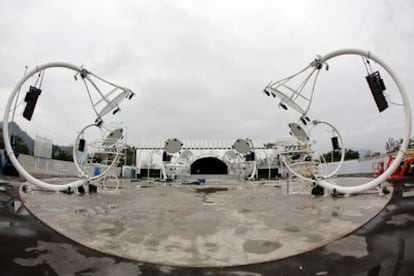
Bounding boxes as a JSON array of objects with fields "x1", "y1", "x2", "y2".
[{"x1": 190, "y1": 157, "x2": 228, "y2": 175}]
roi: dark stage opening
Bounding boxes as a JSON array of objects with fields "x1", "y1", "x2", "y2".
[{"x1": 191, "y1": 157, "x2": 228, "y2": 175}]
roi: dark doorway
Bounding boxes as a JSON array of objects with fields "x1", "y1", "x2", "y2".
[{"x1": 191, "y1": 157, "x2": 228, "y2": 174}]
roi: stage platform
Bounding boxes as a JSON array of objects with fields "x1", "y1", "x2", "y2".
[{"x1": 19, "y1": 177, "x2": 392, "y2": 267}]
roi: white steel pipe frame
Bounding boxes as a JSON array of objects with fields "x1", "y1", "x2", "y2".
[
  {"x1": 281, "y1": 119, "x2": 345, "y2": 183},
  {"x1": 4, "y1": 62, "x2": 104, "y2": 191},
  {"x1": 72, "y1": 123, "x2": 122, "y2": 183},
  {"x1": 314, "y1": 49, "x2": 411, "y2": 194},
  {"x1": 313, "y1": 119, "x2": 346, "y2": 179}
]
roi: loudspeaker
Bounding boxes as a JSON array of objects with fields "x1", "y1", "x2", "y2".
[
  {"x1": 331, "y1": 136, "x2": 340, "y2": 151},
  {"x1": 78, "y1": 139, "x2": 86, "y2": 152},
  {"x1": 366, "y1": 71, "x2": 388, "y2": 112},
  {"x1": 23, "y1": 86, "x2": 42, "y2": 121}
]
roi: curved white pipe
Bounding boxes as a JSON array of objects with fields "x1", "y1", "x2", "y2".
[
  {"x1": 161, "y1": 162, "x2": 168, "y2": 180},
  {"x1": 3, "y1": 62, "x2": 129, "y2": 191},
  {"x1": 313, "y1": 120, "x2": 345, "y2": 179},
  {"x1": 3, "y1": 62, "x2": 89, "y2": 191},
  {"x1": 248, "y1": 161, "x2": 257, "y2": 180},
  {"x1": 282, "y1": 119, "x2": 345, "y2": 182},
  {"x1": 72, "y1": 123, "x2": 121, "y2": 183},
  {"x1": 315, "y1": 49, "x2": 411, "y2": 194}
]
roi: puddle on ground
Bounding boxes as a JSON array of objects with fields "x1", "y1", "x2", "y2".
[
  {"x1": 386, "y1": 213, "x2": 414, "y2": 226},
  {"x1": 136, "y1": 185, "x2": 156, "y2": 189},
  {"x1": 243, "y1": 239, "x2": 281, "y2": 254},
  {"x1": 194, "y1": 187, "x2": 229, "y2": 205},
  {"x1": 195, "y1": 187, "x2": 229, "y2": 194}
]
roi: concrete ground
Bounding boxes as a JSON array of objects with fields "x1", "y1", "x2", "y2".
[
  {"x1": 17, "y1": 177, "x2": 392, "y2": 267},
  {"x1": 1, "y1": 176, "x2": 414, "y2": 275}
]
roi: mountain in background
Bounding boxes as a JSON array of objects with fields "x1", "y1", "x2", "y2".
[
  {"x1": 0, "y1": 121, "x2": 35, "y2": 154},
  {"x1": 0, "y1": 121, "x2": 74, "y2": 160}
]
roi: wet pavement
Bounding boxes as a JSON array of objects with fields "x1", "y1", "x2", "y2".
[
  {"x1": 1, "y1": 176, "x2": 414, "y2": 275},
  {"x1": 19, "y1": 177, "x2": 393, "y2": 267}
]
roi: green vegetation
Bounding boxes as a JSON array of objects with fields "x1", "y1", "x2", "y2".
[
  {"x1": 52, "y1": 145, "x2": 73, "y2": 161},
  {"x1": 321, "y1": 149, "x2": 360, "y2": 163},
  {"x1": 119, "y1": 146, "x2": 136, "y2": 166},
  {"x1": 0, "y1": 129, "x2": 30, "y2": 155}
]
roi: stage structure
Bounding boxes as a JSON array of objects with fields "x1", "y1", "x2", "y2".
[
  {"x1": 73, "y1": 124, "x2": 126, "y2": 191},
  {"x1": 263, "y1": 48, "x2": 411, "y2": 194},
  {"x1": 136, "y1": 139, "x2": 281, "y2": 181},
  {"x1": 3, "y1": 62, "x2": 135, "y2": 191},
  {"x1": 3, "y1": 49, "x2": 409, "y2": 196}
]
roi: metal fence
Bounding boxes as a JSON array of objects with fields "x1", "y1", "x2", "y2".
[{"x1": 17, "y1": 153, "x2": 79, "y2": 177}]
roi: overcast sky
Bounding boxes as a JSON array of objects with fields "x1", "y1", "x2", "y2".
[{"x1": 1, "y1": 0, "x2": 413, "y2": 153}]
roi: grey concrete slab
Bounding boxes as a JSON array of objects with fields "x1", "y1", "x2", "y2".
[{"x1": 19, "y1": 177, "x2": 392, "y2": 267}]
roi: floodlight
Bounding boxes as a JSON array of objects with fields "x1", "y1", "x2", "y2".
[
  {"x1": 112, "y1": 107, "x2": 120, "y2": 115},
  {"x1": 263, "y1": 60, "x2": 324, "y2": 116},
  {"x1": 103, "y1": 128, "x2": 123, "y2": 146},
  {"x1": 265, "y1": 86, "x2": 307, "y2": 114},
  {"x1": 288, "y1": 122, "x2": 309, "y2": 142},
  {"x1": 279, "y1": 102, "x2": 288, "y2": 110},
  {"x1": 164, "y1": 138, "x2": 183, "y2": 154},
  {"x1": 233, "y1": 139, "x2": 252, "y2": 154},
  {"x1": 300, "y1": 117, "x2": 307, "y2": 125},
  {"x1": 96, "y1": 90, "x2": 133, "y2": 118}
]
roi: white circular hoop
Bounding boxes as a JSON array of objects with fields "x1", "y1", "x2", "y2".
[
  {"x1": 2, "y1": 62, "x2": 131, "y2": 191},
  {"x1": 312, "y1": 120, "x2": 345, "y2": 179},
  {"x1": 314, "y1": 49, "x2": 411, "y2": 194},
  {"x1": 73, "y1": 123, "x2": 122, "y2": 183},
  {"x1": 102, "y1": 170, "x2": 121, "y2": 192},
  {"x1": 3, "y1": 63, "x2": 89, "y2": 191},
  {"x1": 282, "y1": 119, "x2": 345, "y2": 182}
]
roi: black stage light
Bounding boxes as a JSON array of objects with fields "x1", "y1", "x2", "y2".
[
  {"x1": 112, "y1": 107, "x2": 120, "y2": 115},
  {"x1": 95, "y1": 117, "x2": 103, "y2": 127},
  {"x1": 78, "y1": 185, "x2": 85, "y2": 195},
  {"x1": 89, "y1": 184, "x2": 97, "y2": 193},
  {"x1": 245, "y1": 152, "x2": 255, "y2": 161},
  {"x1": 162, "y1": 151, "x2": 172, "y2": 162},
  {"x1": 300, "y1": 117, "x2": 307, "y2": 125}
]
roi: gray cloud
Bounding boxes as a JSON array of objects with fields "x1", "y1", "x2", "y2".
[{"x1": 1, "y1": 0, "x2": 413, "y2": 152}]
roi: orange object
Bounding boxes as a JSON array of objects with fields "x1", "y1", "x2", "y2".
[{"x1": 387, "y1": 155, "x2": 414, "y2": 181}]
